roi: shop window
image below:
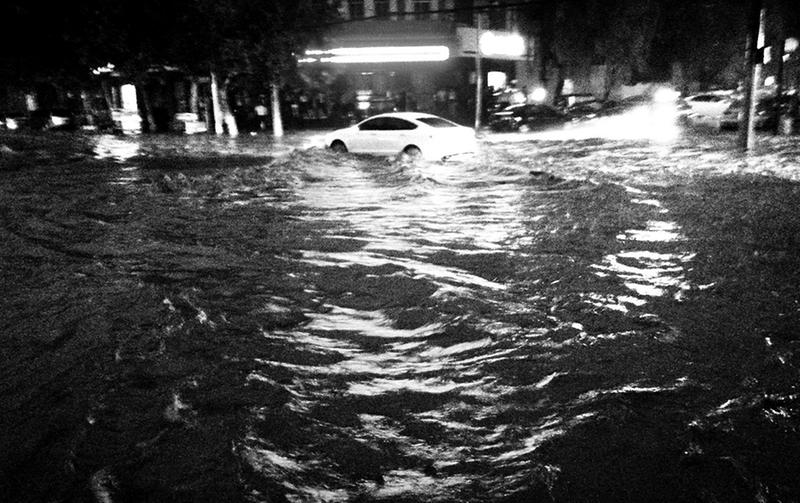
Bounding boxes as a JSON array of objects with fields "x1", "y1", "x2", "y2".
[
  {"x1": 413, "y1": 0, "x2": 431, "y2": 19},
  {"x1": 348, "y1": 0, "x2": 365, "y2": 19},
  {"x1": 375, "y1": 0, "x2": 390, "y2": 17}
]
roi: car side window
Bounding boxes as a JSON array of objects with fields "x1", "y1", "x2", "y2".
[
  {"x1": 359, "y1": 118, "x2": 385, "y2": 131},
  {"x1": 383, "y1": 118, "x2": 417, "y2": 130}
]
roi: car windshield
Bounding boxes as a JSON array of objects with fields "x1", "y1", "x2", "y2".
[{"x1": 416, "y1": 117, "x2": 458, "y2": 128}]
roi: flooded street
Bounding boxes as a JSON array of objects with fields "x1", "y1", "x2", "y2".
[{"x1": 2, "y1": 128, "x2": 800, "y2": 502}]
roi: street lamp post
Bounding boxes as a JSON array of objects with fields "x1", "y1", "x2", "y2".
[{"x1": 475, "y1": 11, "x2": 483, "y2": 130}]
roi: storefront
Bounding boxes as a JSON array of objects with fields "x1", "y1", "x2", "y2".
[{"x1": 298, "y1": 18, "x2": 532, "y2": 126}]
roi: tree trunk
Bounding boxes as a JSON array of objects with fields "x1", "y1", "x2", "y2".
[
  {"x1": 738, "y1": 0, "x2": 763, "y2": 150},
  {"x1": 211, "y1": 71, "x2": 224, "y2": 135},
  {"x1": 549, "y1": 64, "x2": 565, "y2": 106},
  {"x1": 79, "y1": 91, "x2": 92, "y2": 126},
  {"x1": 100, "y1": 80, "x2": 114, "y2": 110},
  {"x1": 137, "y1": 79, "x2": 156, "y2": 133},
  {"x1": 210, "y1": 71, "x2": 239, "y2": 136},
  {"x1": 602, "y1": 65, "x2": 615, "y2": 101},
  {"x1": 271, "y1": 83, "x2": 284, "y2": 138},
  {"x1": 222, "y1": 77, "x2": 239, "y2": 136},
  {"x1": 189, "y1": 79, "x2": 199, "y2": 115}
]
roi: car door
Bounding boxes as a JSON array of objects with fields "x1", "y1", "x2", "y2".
[
  {"x1": 379, "y1": 117, "x2": 419, "y2": 154},
  {"x1": 352, "y1": 117, "x2": 386, "y2": 153}
]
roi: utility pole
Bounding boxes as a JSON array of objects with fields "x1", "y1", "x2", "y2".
[
  {"x1": 474, "y1": 10, "x2": 483, "y2": 130},
  {"x1": 739, "y1": 0, "x2": 765, "y2": 150},
  {"x1": 774, "y1": 38, "x2": 785, "y2": 135}
]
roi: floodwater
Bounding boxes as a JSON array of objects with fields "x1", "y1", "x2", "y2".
[{"x1": 2, "y1": 125, "x2": 800, "y2": 502}]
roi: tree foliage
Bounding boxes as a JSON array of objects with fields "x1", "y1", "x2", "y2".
[
  {"x1": 0, "y1": 0, "x2": 339, "y2": 88},
  {"x1": 649, "y1": 0, "x2": 748, "y2": 89},
  {"x1": 523, "y1": 0, "x2": 758, "y2": 92}
]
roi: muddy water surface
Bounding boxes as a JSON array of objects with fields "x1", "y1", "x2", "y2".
[{"x1": 2, "y1": 131, "x2": 800, "y2": 502}]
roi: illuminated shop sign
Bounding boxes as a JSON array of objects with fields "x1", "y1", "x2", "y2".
[
  {"x1": 479, "y1": 32, "x2": 525, "y2": 58},
  {"x1": 455, "y1": 28, "x2": 528, "y2": 60},
  {"x1": 300, "y1": 45, "x2": 450, "y2": 64}
]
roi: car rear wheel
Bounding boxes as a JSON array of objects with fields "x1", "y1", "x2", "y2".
[{"x1": 330, "y1": 140, "x2": 348, "y2": 153}]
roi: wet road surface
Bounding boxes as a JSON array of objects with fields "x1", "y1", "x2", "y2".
[{"x1": 2, "y1": 128, "x2": 800, "y2": 502}]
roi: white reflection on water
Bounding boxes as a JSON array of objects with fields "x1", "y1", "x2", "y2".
[
  {"x1": 305, "y1": 305, "x2": 443, "y2": 339},
  {"x1": 241, "y1": 437, "x2": 352, "y2": 502},
  {"x1": 618, "y1": 220, "x2": 682, "y2": 242},
  {"x1": 92, "y1": 135, "x2": 141, "y2": 162},
  {"x1": 369, "y1": 470, "x2": 472, "y2": 500},
  {"x1": 493, "y1": 425, "x2": 566, "y2": 462},
  {"x1": 593, "y1": 250, "x2": 693, "y2": 298},
  {"x1": 347, "y1": 376, "x2": 492, "y2": 396},
  {"x1": 576, "y1": 378, "x2": 690, "y2": 403},
  {"x1": 591, "y1": 214, "x2": 696, "y2": 300},
  {"x1": 93, "y1": 135, "x2": 144, "y2": 186},
  {"x1": 301, "y1": 250, "x2": 507, "y2": 290}
]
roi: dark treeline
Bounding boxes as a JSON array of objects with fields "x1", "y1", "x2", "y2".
[
  {"x1": 521, "y1": 0, "x2": 800, "y2": 96},
  {"x1": 3, "y1": 0, "x2": 799, "y2": 91},
  {"x1": 1, "y1": 0, "x2": 799, "y2": 129}
]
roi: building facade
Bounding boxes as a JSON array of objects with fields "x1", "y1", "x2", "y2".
[{"x1": 297, "y1": 0, "x2": 536, "y2": 125}]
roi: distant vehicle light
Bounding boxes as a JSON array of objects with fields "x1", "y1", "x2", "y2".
[
  {"x1": 479, "y1": 32, "x2": 525, "y2": 57},
  {"x1": 357, "y1": 101, "x2": 370, "y2": 110},
  {"x1": 301, "y1": 46, "x2": 450, "y2": 64},
  {"x1": 531, "y1": 88, "x2": 547, "y2": 103}
]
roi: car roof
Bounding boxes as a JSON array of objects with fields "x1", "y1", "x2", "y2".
[{"x1": 363, "y1": 112, "x2": 442, "y2": 121}]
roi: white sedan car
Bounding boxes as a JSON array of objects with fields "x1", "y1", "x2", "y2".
[
  {"x1": 324, "y1": 112, "x2": 477, "y2": 160},
  {"x1": 680, "y1": 91, "x2": 735, "y2": 125}
]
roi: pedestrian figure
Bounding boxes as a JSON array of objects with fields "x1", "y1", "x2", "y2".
[
  {"x1": 447, "y1": 88, "x2": 457, "y2": 118},
  {"x1": 255, "y1": 97, "x2": 268, "y2": 131}
]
